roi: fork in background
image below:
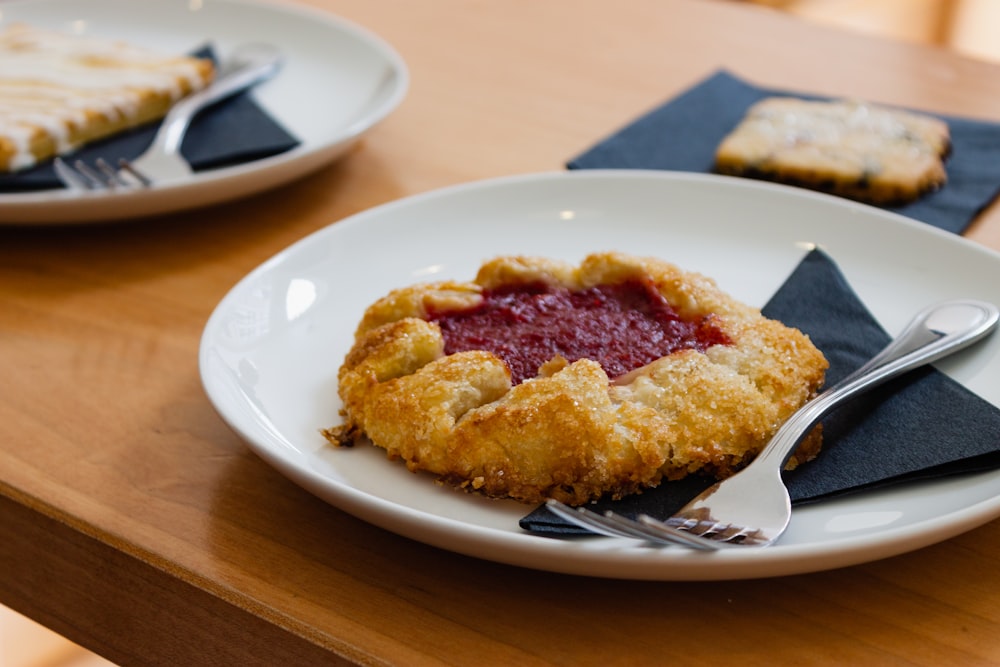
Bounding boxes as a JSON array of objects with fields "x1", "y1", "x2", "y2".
[
  {"x1": 54, "y1": 43, "x2": 283, "y2": 191},
  {"x1": 549, "y1": 298, "x2": 1000, "y2": 550}
]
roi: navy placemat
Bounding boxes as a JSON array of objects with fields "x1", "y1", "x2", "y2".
[
  {"x1": 567, "y1": 70, "x2": 1000, "y2": 235},
  {"x1": 522, "y1": 249, "x2": 1000, "y2": 535},
  {"x1": 0, "y1": 45, "x2": 299, "y2": 193}
]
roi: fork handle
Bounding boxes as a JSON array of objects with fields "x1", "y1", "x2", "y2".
[
  {"x1": 153, "y1": 44, "x2": 284, "y2": 155},
  {"x1": 753, "y1": 299, "x2": 999, "y2": 471}
]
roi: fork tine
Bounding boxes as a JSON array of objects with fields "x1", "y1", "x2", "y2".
[
  {"x1": 598, "y1": 511, "x2": 725, "y2": 550},
  {"x1": 118, "y1": 158, "x2": 153, "y2": 186},
  {"x1": 52, "y1": 156, "x2": 146, "y2": 191},
  {"x1": 638, "y1": 515, "x2": 762, "y2": 547},
  {"x1": 95, "y1": 158, "x2": 129, "y2": 186},
  {"x1": 53, "y1": 158, "x2": 91, "y2": 190},
  {"x1": 71, "y1": 159, "x2": 113, "y2": 188},
  {"x1": 544, "y1": 500, "x2": 642, "y2": 539},
  {"x1": 544, "y1": 500, "x2": 723, "y2": 550}
]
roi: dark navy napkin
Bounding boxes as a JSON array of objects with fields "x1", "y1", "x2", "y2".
[
  {"x1": 522, "y1": 249, "x2": 1000, "y2": 535},
  {"x1": 567, "y1": 70, "x2": 1000, "y2": 235},
  {"x1": 0, "y1": 46, "x2": 299, "y2": 193}
]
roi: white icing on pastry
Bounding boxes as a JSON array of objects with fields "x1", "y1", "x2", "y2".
[{"x1": 0, "y1": 23, "x2": 212, "y2": 170}]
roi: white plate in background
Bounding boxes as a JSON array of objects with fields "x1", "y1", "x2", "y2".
[
  {"x1": 200, "y1": 170, "x2": 1000, "y2": 580},
  {"x1": 0, "y1": 0, "x2": 407, "y2": 224}
]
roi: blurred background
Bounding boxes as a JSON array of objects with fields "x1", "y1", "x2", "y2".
[{"x1": 745, "y1": 0, "x2": 1000, "y2": 63}]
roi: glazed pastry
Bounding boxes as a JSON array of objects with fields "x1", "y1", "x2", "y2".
[
  {"x1": 325, "y1": 252, "x2": 828, "y2": 505},
  {"x1": 715, "y1": 96, "x2": 950, "y2": 205},
  {"x1": 0, "y1": 23, "x2": 214, "y2": 172}
]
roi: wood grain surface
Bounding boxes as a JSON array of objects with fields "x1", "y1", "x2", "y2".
[{"x1": 2, "y1": 0, "x2": 1000, "y2": 664}]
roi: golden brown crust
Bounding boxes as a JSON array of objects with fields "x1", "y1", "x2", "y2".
[
  {"x1": 714, "y1": 97, "x2": 951, "y2": 206},
  {"x1": 327, "y1": 252, "x2": 828, "y2": 505}
]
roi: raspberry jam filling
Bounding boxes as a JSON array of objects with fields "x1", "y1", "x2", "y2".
[{"x1": 427, "y1": 280, "x2": 731, "y2": 385}]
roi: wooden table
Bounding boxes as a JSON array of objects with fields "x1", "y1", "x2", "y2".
[{"x1": 4, "y1": 0, "x2": 1000, "y2": 664}]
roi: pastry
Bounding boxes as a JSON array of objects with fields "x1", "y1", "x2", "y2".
[
  {"x1": 325, "y1": 252, "x2": 829, "y2": 505},
  {"x1": 0, "y1": 23, "x2": 215, "y2": 172},
  {"x1": 714, "y1": 96, "x2": 951, "y2": 205}
]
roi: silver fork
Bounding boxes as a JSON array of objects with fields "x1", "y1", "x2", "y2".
[
  {"x1": 547, "y1": 298, "x2": 1000, "y2": 550},
  {"x1": 54, "y1": 43, "x2": 283, "y2": 190}
]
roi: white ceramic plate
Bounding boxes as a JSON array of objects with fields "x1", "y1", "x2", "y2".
[
  {"x1": 200, "y1": 171, "x2": 1000, "y2": 581},
  {"x1": 0, "y1": 0, "x2": 407, "y2": 224}
]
